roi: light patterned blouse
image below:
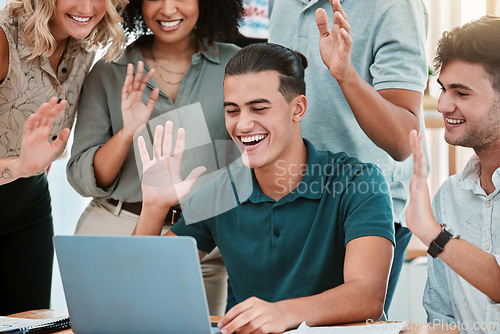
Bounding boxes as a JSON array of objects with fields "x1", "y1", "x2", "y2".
[{"x1": 0, "y1": 9, "x2": 95, "y2": 160}]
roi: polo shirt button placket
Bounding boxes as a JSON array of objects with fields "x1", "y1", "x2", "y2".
[{"x1": 273, "y1": 229, "x2": 280, "y2": 238}]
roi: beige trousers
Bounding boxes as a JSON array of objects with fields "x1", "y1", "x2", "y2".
[{"x1": 75, "y1": 199, "x2": 228, "y2": 316}]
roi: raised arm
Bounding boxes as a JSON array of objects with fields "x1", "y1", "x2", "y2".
[
  {"x1": 315, "y1": 0, "x2": 422, "y2": 161},
  {"x1": 0, "y1": 97, "x2": 70, "y2": 186},
  {"x1": 134, "y1": 121, "x2": 206, "y2": 235},
  {"x1": 92, "y1": 61, "x2": 159, "y2": 189},
  {"x1": 217, "y1": 236, "x2": 393, "y2": 333},
  {"x1": 407, "y1": 130, "x2": 500, "y2": 303}
]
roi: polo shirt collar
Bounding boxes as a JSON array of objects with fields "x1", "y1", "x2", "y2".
[
  {"x1": 245, "y1": 139, "x2": 330, "y2": 204},
  {"x1": 288, "y1": 138, "x2": 329, "y2": 201},
  {"x1": 113, "y1": 36, "x2": 221, "y2": 66}
]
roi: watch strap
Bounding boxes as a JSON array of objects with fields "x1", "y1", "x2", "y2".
[{"x1": 427, "y1": 226, "x2": 458, "y2": 258}]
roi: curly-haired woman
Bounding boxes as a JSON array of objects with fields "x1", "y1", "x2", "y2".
[
  {"x1": 0, "y1": 0, "x2": 128, "y2": 315},
  {"x1": 67, "y1": 0, "x2": 243, "y2": 315}
]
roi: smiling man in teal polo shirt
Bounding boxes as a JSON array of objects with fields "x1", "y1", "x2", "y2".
[{"x1": 134, "y1": 43, "x2": 395, "y2": 333}]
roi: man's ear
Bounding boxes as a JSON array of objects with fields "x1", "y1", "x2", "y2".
[{"x1": 292, "y1": 95, "x2": 307, "y2": 121}]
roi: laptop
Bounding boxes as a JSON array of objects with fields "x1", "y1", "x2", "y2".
[{"x1": 54, "y1": 235, "x2": 221, "y2": 334}]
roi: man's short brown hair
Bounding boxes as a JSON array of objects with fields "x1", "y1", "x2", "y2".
[{"x1": 434, "y1": 15, "x2": 500, "y2": 92}]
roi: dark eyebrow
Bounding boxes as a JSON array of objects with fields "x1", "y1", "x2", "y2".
[
  {"x1": 437, "y1": 78, "x2": 473, "y2": 91},
  {"x1": 223, "y1": 99, "x2": 271, "y2": 108},
  {"x1": 246, "y1": 98, "x2": 271, "y2": 106}
]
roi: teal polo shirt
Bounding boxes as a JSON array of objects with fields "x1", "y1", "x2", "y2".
[{"x1": 171, "y1": 139, "x2": 394, "y2": 309}]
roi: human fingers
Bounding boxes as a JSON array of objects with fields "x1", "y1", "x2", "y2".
[
  {"x1": 153, "y1": 124, "x2": 164, "y2": 160},
  {"x1": 122, "y1": 63, "x2": 134, "y2": 97},
  {"x1": 24, "y1": 97, "x2": 60, "y2": 133},
  {"x1": 133, "y1": 61, "x2": 145, "y2": 91},
  {"x1": 137, "y1": 135, "x2": 152, "y2": 169},
  {"x1": 339, "y1": 26, "x2": 352, "y2": 53},
  {"x1": 409, "y1": 130, "x2": 418, "y2": 155},
  {"x1": 39, "y1": 99, "x2": 67, "y2": 128},
  {"x1": 162, "y1": 121, "x2": 174, "y2": 157},
  {"x1": 410, "y1": 130, "x2": 427, "y2": 179},
  {"x1": 415, "y1": 132, "x2": 428, "y2": 178},
  {"x1": 232, "y1": 314, "x2": 270, "y2": 334},
  {"x1": 173, "y1": 127, "x2": 186, "y2": 161},
  {"x1": 35, "y1": 96, "x2": 59, "y2": 118},
  {"x1": 218, "y1": 301, "x2": 251, "y2": 329},
  {"x1": 219, "y1": 298, "x2": 262, "y2": 333},
  {"x1": 146, "y1": 87, "x2": 160, "y2": 112},
  {"x1": 315, "y1": 8, "x2": 330, "y2": 37},
  {"x1": 220, "y1": 309, "x2": 265, "y2": 334},
  {"x1": 22, "y1": 114, "x2": 41, "y2": 135},
  {"x1": 334, "y1": 10, "x2": 351, "y2": 35},
  {"x1": 50, "y1": 128, "x2": 70, "y2": 154},
  {"x1": 409, "y1": 130, "x2": 420, "y2": 176},
  {"x1": 183, "y1": 166, "x2": 206, "y2": 186},
  {"x1": 139, "y1": 68, "x2": 156, "y2": 93},
  {"x1": 330, "y1": 0, "x2": 348, "y2": 21},
  {"x1": 176, "y1": 166, "x2": 207, "y2": 199}
]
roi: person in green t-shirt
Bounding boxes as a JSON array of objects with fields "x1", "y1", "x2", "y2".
[{"x1": 134, "y1": 43, "x2": 395, "y2": 333}]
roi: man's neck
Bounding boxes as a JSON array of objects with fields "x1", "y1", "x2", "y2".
[
  {"x1": 254, "y1": 140, "x2": 308, "y2": 201},
  {"x1": 475, "y1": 144, "x2": 500, "y2": 195}
]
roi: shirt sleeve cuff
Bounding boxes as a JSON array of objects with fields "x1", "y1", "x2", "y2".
[{"x1": 67, "y1": 145, "x2": 118, "y2": 197}]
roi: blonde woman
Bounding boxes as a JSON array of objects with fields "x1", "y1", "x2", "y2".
[{"x1": 0, "y1": 0, "x2": 127, "y2": 315}]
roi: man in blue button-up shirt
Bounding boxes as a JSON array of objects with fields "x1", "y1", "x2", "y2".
[{"x1": 407, "y1": 16, "x2": 500, "y2": 333}]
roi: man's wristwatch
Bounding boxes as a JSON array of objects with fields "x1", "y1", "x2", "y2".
[{"x1": 427, "y1": 224, "x2": 460, "y2": 258}]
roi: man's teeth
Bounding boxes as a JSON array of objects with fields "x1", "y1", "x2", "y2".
[
  {"x1": 70, "y1": 15, "x2": 90, "y2": 23},
  {"x1": 160, "y1": 20, "x2": 182, "y2": 27},
  {"x1": 241, "y1": 134, "x2": 267, "y2": 144},
  {"x1": 446, "y1": 118, "x2": 465, "y2": 124}
]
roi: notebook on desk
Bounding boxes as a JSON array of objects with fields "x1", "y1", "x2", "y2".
[{"x1": 54, "y1": 235, "x2": 220, "y2": 334}]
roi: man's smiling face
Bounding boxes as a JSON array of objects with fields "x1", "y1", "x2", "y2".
[
  {"x1": 437, "y1": 59, "x2": 500, "y2": 151},
  {"x1": 223, "y1": 70, "x2": 301, "y2": 170}
]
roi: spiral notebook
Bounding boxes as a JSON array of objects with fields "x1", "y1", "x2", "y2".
[{"x1": 0, "y1": 315, "x2": 70, "y2": 334}]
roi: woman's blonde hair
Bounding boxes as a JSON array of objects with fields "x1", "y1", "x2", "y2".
[{"x1": 6, "y1": 0, "x2": 128, "y2": 61}]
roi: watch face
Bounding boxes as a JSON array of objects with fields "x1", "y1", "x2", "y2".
[{"x1": 442, "y1": 224, "x2": 459, "y2": 237}]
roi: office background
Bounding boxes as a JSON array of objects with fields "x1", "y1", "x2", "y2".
[{"x1": 0, "y1": 0, "x2": 498, "y2": 321}]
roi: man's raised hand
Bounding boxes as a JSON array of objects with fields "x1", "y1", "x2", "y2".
[
  {"x1": 315, "y1": 0, "x2": 353, "y2": 82},
  {"x1": 137, "y1": 121, "x2": 206, "y2": 210}
]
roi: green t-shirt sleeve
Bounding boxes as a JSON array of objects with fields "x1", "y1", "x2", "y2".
[
  {"x1": 170, "y1": 216, "x2": 216, "y2": 254},
  {"x1": 340, "y1": 163, "x2": 395, "y2": 246}
]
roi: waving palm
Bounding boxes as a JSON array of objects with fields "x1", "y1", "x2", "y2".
[
  {"x1": 316, "y1": 0, "x2": 353, "y2": 82},
  {"x1": 138, "y1": 121, "x2": 206, "y2": 210},
  {"x1": 121, "y1": 61, "x2": 159, "y2": 138},
  {"x1": 18, "y1": 97, "x2": 70, "y2": 176}
]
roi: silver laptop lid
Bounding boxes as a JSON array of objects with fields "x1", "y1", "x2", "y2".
[{"x1": 54, "y1": 235, "x2": 214, "y2": 334}]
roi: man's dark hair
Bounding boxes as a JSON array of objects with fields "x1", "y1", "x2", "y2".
[
  {"x1": 225, "y1": 43, "x2": 308, "y2": 102},
  {"x1": 435, "y1": 15, "x2": 500, "y2": 92},
  {"x1": 121, "y1": 0, "x2": 244, "y2": 50}
]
